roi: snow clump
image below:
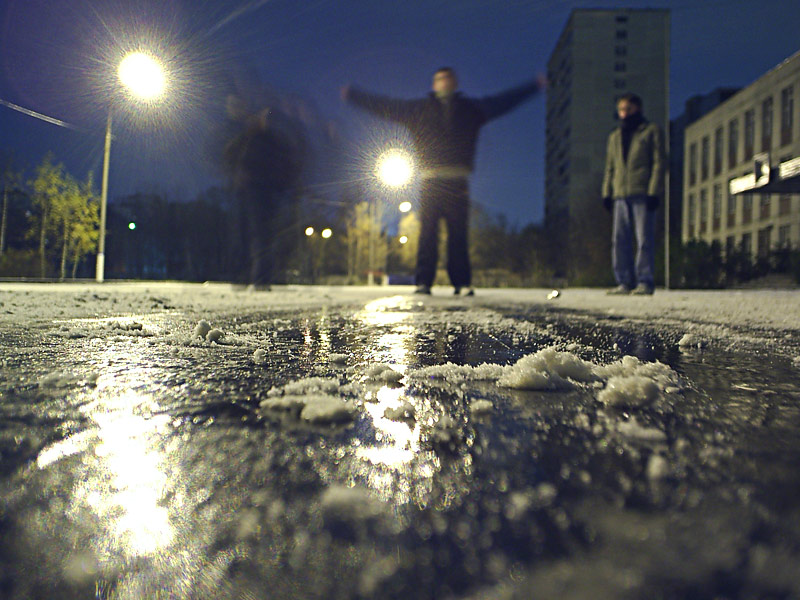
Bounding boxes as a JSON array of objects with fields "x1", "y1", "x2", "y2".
[
  {"x1": 384, "y1": 402, "x2": 416, "y2": 422},
  {"x1": 616, "y1": 417, "x2": 667, "y2": 443},
  {"x1": 498, "y1": 347, "x2": 596, "y2": 390},
  {"x1": 678, "y1": 333, "x2": 705, "y2": 349},
  {"x1": 597, "y1": 376, "x2": 660, "y2": 408},
  {"x1": 206, "y1": 328, "x2": 225, "y2": 343},
  {"x1": 193, "y1": 320, "x2": 212, "y2": 339},
  {"x1": 329, "y1": 353, "x2": 348, "y2": 365},
  {"x1": 259, "y1": 393, "x2": 357, "y2": 424},
  {"x1": 406, "y1": 362, "x2": 504, "y2": 383},
  {"x1": 268, "y1": 377, "x2": 340, "y2": 397},
  {"x1": 252, "y1": 349, "x2": 267, "y2": 365},
  {"x1": 469, "y1": 399, "x2": 494, "y2": 414},
  {"x1": 363, "y1": 364, "x2": 404, "y2": 384}
]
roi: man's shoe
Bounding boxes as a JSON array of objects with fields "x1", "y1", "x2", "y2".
[
  {"x1": 454, "y1": 287, "x2": 475, "y2": 296},
  {"x1": 630, "y1": 284, "x2": 654, "y2": 295},
  {"x1": 607, "y1": 284, "x2": 631, "y2": 295},
  {"x1": 414, "y1": 284, "x2": 432, "y2": 295}
]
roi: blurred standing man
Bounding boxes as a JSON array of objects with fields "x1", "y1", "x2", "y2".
[
  {"x1": 342, "y1": 68, "x2": 544, "y2": 295},
  {"x1": 601, "y1": 93, "x2": 665, "y2": 295}
]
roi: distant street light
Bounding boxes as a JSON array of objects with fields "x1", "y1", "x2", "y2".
[
  {"x1": 305, "y1": 226, "x2": 315, "y2": 236},
  {"x1": 321, "y1": 228, "x2": 332, "y2": 239},
  {"x1": 399, "y1": 235, "x2": 408, "y2": 244},
  {"x1": 96, "y1": 51, "x2": 167, "y2": 283},
  {"x1": 398, "y1": 201, "x2": 412, "y2": 213},
  {"x1": 128, "y1": 222, "x2": 136, "y2": 230}
]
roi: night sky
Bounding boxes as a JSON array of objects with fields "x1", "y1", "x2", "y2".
[{"x1": 1, "y1": 0, "x2": 799, "y2": 226}]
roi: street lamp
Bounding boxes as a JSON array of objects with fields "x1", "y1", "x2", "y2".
[
  {"x1": 95, "y1": 51, "x2": 167, "y2": 283},
  {"x1": 371, "y1": 149, "x2": 414, "y2": 285}
]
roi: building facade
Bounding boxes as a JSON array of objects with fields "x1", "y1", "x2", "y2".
[
  {"x1": 545, "y1": 8, "x2": 669, "y2": 279},
  {"x1": 683, "y1": 51, "x2": 800, "y2": 258}
]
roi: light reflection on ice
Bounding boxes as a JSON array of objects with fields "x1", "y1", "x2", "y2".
[
  {"x1": 39, "y1": 379, "x2": 177, "y2": 559},
  {"x1": 355, "y1": 296, "x2": 443, "y2": 502},
  {"x1": 358, "y1": 386, "x2": 420, "y2": 469}
]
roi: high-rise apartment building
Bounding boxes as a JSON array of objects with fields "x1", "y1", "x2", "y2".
[{"x1": 545, "y1": 9, "x2": 669, "y2": 280}]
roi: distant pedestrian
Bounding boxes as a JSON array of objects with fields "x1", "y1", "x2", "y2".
[
  {"x1": 342, "y1": 67, "x2": 544, "y2": 296},
  {"x1": 601, "y1": 93, "x2": 665, "y2": 295},
  {"x1": 220, "y1": 96, "x2": 306, "y2": 289}
]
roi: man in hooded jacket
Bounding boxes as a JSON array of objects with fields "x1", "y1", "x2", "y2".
[{"x1": 601, "y1": 93, "x2": 666, "y2": 295}]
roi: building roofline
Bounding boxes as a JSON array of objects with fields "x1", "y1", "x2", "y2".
[{"x1": 687, "y1": 49, "x2": 800, "y2": 129}]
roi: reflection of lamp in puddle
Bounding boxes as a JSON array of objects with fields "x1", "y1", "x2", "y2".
[{"x1": 81, "y1": 392, "x2": 174, "y2": 556}]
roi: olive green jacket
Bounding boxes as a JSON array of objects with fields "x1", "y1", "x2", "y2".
[{"x1": 601, "y1": 120, "x2": 666, "y2": 200}]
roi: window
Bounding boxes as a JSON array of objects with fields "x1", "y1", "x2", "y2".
[
  {"x1": 779, "y1": 193, "x2": 791, "y2": 216},
  {"x1": 616, "y1": 15, "x2": 628, "y2": 23},
  {"x1": 699, "y1": 188, "x2": 708, "y2": 233},
  {"x1": 742, "y1": 189, "x2": 753, "y2": 225},
  {"x1": 614, "y1": 63, "x2": 626, "y2": 72},
  {"x1": 713, "y1": 184, "x2": 722, "y2": 231},
  {"x1": 615, "y1": 46, "x2": 627, "y2": 57},
  {"x1": 779, "y1": 224, "x2": 791, "y2": 248},
  {"x1": 728, "y1": 119, "x2": 738, "y2": 168},
  {"x1": 760, "y1": 194, "x2": 770, "y2": 220},
  {"x1": 726, "y1": 236, "x2": 736, "y2": 256},
  {"x1": 727, "y1": 180, "x2": 737, "y2": 228},
  {"x1": 781, "y1": 86, "x2": 794, "y2": 146},
  {"x1": 689, "y1": 143, "x2": 698, "y2": 186},
  {"x1": 616, "y1": 30, "x2": 627, "y2": 40},
  {"x1": 762, "y1": 96, "x2": 773, "y2": 152},
  {"x1": 714, "y1": 127, "x2": 723, "y2": 176},
  {"x1": 701, "y1": 136, "x2": 710, "y2": 181},
  {"x1": 757, "y1": 226, "x2": 772, "y2": 257},
  {"x1": 614, "y1": 79, "x2": 626, "y2": 89},
  {"x1": 688, "y1": 193, "x2": 696, "y2": 238},
  {"x1": 744, "y1": 109, "x2": 755, "y2": 161},
  {"x1": 742, "y1": 232, "x2": 752, "y2": 256}
]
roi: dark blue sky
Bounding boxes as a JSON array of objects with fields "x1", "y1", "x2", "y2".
[{"x1": 1, "y1": 0, "x2": 799, "y2": 226}]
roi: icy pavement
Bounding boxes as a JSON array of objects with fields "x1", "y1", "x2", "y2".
[{"x1": 1, "y1": 282, "x2": 800, "y2": 599}]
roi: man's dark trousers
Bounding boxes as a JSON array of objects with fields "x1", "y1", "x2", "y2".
[{"x1": 415, "y1": 177, "x2": 471, "y2": 289}]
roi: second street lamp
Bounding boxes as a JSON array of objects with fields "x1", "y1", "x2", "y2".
[{"x1": 95, "y1": 51, "x2": 167, "y2": 283}]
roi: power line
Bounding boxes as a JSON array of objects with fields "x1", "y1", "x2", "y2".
[{"x1": 0, "y1": 97, "x2": 81, "y2": 131}]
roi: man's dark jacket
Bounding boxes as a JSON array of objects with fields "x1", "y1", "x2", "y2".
[{"x1": 345, "y1": 81, "x2": 541, "y2": 171}]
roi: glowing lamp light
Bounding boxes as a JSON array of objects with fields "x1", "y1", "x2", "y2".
[
  {"x1": 399, "y1": 235, "x2": 408, "y2": 244},
  {"x1": 118, "y1": 52, "x2": 166, "y2": 100},
  {"x1": 398, "y1": 201, "x2": 412, "y2": 213},
  {"x1": 128, "y1": 222, "x2": 136, "y2": 230},
  {"x1": 321, "y1": 228, "x2": 332, "y2": 239},
  {"x1": 376, "y1": 150, "x2": 413, "y2": 188},
  {"x1": 305, "y1": 227, "x2": 315, "y2": 236}
]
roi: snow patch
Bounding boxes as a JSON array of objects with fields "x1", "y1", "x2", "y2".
[
  {"x1": 469, "y1": 399, "x2": 493, "y2": 414},
  {"x1": 616, "y1": 417, "x2": 667, "y2": 443}
]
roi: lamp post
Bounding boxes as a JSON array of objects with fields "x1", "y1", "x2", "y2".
[
  {"x1": 372, "y1": 149, "x2": 413, "y2": 285},
  {"x1": 95, "y1": 51, "x2": 166, "y2": 282}
]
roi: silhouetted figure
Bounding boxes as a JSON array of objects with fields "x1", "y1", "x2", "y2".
[
  {"x1": 342, "y1": 67, "x2": 544, "y2": 295},
  {"x1": 220, "y1": 96, "x2": 306, "y2": 288}
]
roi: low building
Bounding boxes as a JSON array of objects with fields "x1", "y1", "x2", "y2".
[{"x1": 683, "y1": 50, "x2": 800, "y2": 258}]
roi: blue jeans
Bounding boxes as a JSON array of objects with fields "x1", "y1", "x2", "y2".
[{"x1": 612, "y1": 195, "x2": 655, "y2": 288}]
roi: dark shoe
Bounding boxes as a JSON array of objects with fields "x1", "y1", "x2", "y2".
[
  {"x1": 630, "y1": 284, "x2": 654, "y2": 295},
  {"x1": 607, "y1": 284, "x2": 631, "y2": 295},
  {"x1": 454, "y1": 287, "x2": 475, "y2": 296},
  {"x1": 414, "y1": 284, "x2": 431, "y2": 295}
]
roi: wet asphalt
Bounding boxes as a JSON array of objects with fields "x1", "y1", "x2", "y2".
[{"x1": 1, "y1": 293, "x2": 799, "y2": 600}]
